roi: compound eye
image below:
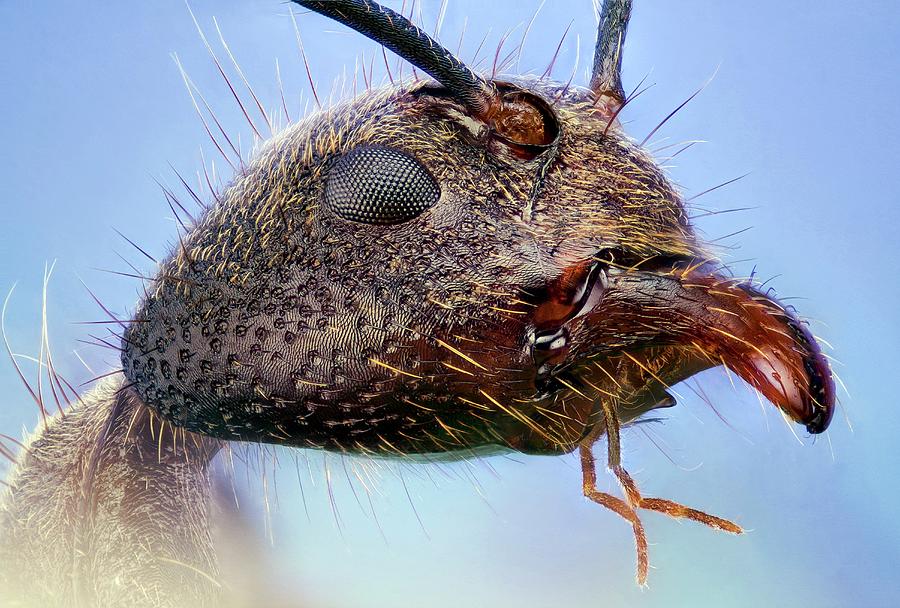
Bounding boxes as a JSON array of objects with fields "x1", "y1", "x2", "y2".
[{"x1": 324, "y1": 144, "x2": 440, "y2": 225}]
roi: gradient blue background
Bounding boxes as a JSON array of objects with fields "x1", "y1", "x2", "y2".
[{"x1": 1, "y1": 1, "x2": 898, "y2": 606}]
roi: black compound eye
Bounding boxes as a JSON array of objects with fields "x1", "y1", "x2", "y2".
[{"x1": 324, "y1": 144, "x2": 440, "y2": 225}]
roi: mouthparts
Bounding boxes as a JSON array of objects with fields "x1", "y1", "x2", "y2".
[{"x1": 563, "y1": 261, "x2": 836, "y2": 434}]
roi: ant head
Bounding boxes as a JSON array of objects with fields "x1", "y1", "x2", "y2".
[{"x1": 123, "y1": 1, "x2": 833, "y2": 455}]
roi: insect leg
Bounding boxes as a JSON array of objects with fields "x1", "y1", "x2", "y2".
[
  {"x1": 579, "y1": 442, "x2": 649, "y2": 585},
  {"x1": 599, "y1": 399, "x2": 743, "y2": 535}
]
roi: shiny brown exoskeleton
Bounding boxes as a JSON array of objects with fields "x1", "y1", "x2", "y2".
[
  {"x1": 1, "y1": 0, "x2": 834, "y2": 598},
  {"x1": 117, "y1": 0, "x2": 835, "y2": 583}
]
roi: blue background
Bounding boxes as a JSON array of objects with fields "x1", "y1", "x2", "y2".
[{"x1": 1, "y1": 1, "x2": 898, "y2": 606}]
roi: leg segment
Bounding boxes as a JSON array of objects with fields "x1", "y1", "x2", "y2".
[
  {"x1": 580, "y1": 444, "x2": 649, "y2": 584},
  {"x1": 579, "y1": 398, "x2": 742, "y2": 584}
]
